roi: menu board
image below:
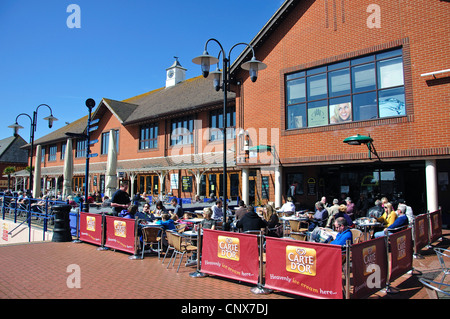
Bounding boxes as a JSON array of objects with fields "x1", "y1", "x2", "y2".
[{"x1": 182, "y1": 176, "x2": 192, "y2": 193}]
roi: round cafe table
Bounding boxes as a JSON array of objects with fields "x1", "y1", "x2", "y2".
[{"x1": 354, "y1": 218, "x2": 381, "y2": 241}]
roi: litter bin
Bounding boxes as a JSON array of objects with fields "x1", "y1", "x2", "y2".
[{"x1": 52, "y1": 204, "x2": 73, "y2": 242}]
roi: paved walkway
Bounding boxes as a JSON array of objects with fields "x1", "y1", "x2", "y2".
[{"x1": 0, "y1": 230, "x2": 448, "y2": 300}]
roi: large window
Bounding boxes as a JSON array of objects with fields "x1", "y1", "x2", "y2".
[
  {"x1": 139, "y1": 123, "x2": 158, "y2": 150},
  {"x1": 48, "y1": 145, "x2": 57, "y2": 162},
  {"x1": 171, "y1": 116, "x2": 194, "y2": 146},
  {"x1": 285, "y1": 48, "x2": 405, "y2": 129},
  {"x1": 76, "y1": 139, "x2": 87, "y2": 158},
  {"x1": 101, "y1": 130, "x2": 120, "y2": 155},
  {"x1": 209, "y1": 106, "x2": 236, "y2": 141}
]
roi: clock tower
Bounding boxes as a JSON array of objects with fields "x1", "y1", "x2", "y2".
[{"x1": 166, "y1": 56, "x2": 187, "y2": 88}]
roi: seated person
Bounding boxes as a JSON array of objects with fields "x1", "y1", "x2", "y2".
[
  {"x1": 374, "y1": 204, "x2": 409, "y2": 238},
  {"x1": 376, "y1": 202, "x2": 397, "y2": 228},
  {"x1": 207, "y1": 193, "x2": 217, "y2": 203},
  {"x1": 236, "y1": 206, "x2": 268, "y2": 233},
  {"x1": 119, "y1": 204, "x2": 138, "y2": 219},
  {"x1": 155, "y1": 213, "x2": 176, "y2": 231},
  {"x1": 367, "y1": 199, "x2": 384, "y2": 218},
  {"x1": 279, "y1": 197, "x2": 296, "y2": 215},
  {"x1": 211, "y1": 199, "x2": 224, "y2": 221},
  {"x1": 234, "y1": 200, "x2": 248, "y2": 221},
  {"x1": 154, "y1": 201, "x2": 167, "y2": 217},
  {"x1": 308, "y1": 201, "x2": 329, "y2": 231},
  {"x1": 201, "y1": 207, "x2": 216, "y2": 230},
  {"x1": 327, "y1": 204, "x2": 353, "y2": 228},
  {"x1": 136, "y1": 203, "x2": 155, "y2": 223},
  {"x1": 178, "y1": 212, "x2": 194, "y2": 230},
  {"x1": 330, "y1": 217, "x2": 353, "y2": 246},
  {"x1": 170, "y1": 197, "x2": 184, "y2": 219}
]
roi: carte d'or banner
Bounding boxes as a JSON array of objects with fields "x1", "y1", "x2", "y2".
[
  {"x1": 79, "y1": 212, "x2": 103, "y2": 246},
  {"x1": 104, "y1": 216, "x2": 136, "y2": 254},
  {"x1": 389, "y1": 228, "x2": 413, "y2": 282},
  {"x1": 414, "y1": 214, "x2": 429, "y2": 253},
  {"x1": 429, "y1": 210, "x2": 442, "y2": 243},
  {"x1": 351, "y1": 237, "x2": 388, "y2": 299},
  {"x1": 201, "y1": 229, "x2": 259, "y2": 285},
  {"x1": 264, "y1": 237, "x2": 343, "y2": 299}
]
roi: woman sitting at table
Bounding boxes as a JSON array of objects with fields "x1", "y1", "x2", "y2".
[
  {"x1": 308, "y1": 201, "x2": 329, "y2": 231},
  {"x1": 153, "y1": 201, "x2": 167, "y2": 217},
  {"x1": 376, "y1": 202, "x2": 397, "y2": 228},
  {"x1": 326, "y1": 204, "x2": 353, "y2": 228},
  {"x1": 200, "y1": 207, "x2": 216, "y2": 230}
]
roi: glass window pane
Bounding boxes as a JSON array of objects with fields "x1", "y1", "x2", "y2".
[
  {"x1": 306, "y1": 66, "x2": 326, "y2": 75},
  {"x1": 329, "y1": 96, "x2": 352, "y2": 123},
  {"x1": 328, "y1": 61, "x2": 349, "y2": 71},
  {"x1": 379, "y1": 86, "x2": 405, "y2": 117},
  {"x1": 351, "y1": 55, "x2": 374, "y2": 66},
  {"x1": 287, "y1": 103, "x2": 306, "y2": 129},
  {"x1": 307, "y1": 100, "x2": 328, "y2": 127},
  {"x1": 352, "y1": 92, "x2": 378, "y2": 121},
  {"x1": 377, "y1": 57, "x2": 404, "y2": 89},
  {"x1": 328, "y1": 68, "x2": 350, "y2": 97},
  {"x1": 287, "y1": 78, "x2": 305, "y2": 104},
  {"x1": 376, "y1": 48, "x2": 402, "y2": 60},
  {"x1": 352, "y1": 63, "x2": 376, "y2": 93},
  {"x1": 307, "y1": 73, "x2": 327, "y2": 100},
  {"x1": 286, "y1": 71, "x2": 305, "y2": 80}
]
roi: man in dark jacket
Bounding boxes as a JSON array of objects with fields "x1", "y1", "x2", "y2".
[{"x1": 236, "y1": 206, "x2": 268, "y2": 232}]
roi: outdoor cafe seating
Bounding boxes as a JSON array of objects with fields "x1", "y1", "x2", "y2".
[{"x1": 141, "y1": 226, "x2": 164, "y2": 260}]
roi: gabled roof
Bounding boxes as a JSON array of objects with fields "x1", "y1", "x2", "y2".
[
  {"x1": 0, "y1": 135, "x2": 29, "y2": 163},
  {"x1": 122, "y1": 75, "x2": 234, "y2": 126},
  {"x1": 31, "y1": 115, "x2": 88, "y2": 146},
  {"x1": 100, "y1": 98, "x2": 139, "y2": 124}
]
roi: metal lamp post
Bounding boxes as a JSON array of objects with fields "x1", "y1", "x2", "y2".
[
  {"x1": 8, "y1": 104, "x2": 58, "y2": 194},
  {"x1": 193, "y1": 39, "x2": 266, "y2": 223}
]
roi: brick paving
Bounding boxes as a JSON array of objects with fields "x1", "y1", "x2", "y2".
[{"x1": 0, "y1": 230, "x2": 448, "y2": 300}]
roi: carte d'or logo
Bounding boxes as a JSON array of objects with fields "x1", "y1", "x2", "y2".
[
  {"x1": 217, "y1": 236, "x2": 240, "y2": 261},
  {"x1": 418, "y1": 219, "x2": 425, "y2": 237},
  {"x1": 363, "y1": 245, "x2": 377, "y2": 276},
  {"x1": 396, "y1": 235, "x2": 406, "y2": 260},
  {"x1": 286, "y1": 246, "x2": 316, "y2": 276},
  {"x1": 114, "y1": 220, "x2": 127, "y2": 238},
  {"x1": 86, "y1": 216, "x2": 96, "y2": 232}
]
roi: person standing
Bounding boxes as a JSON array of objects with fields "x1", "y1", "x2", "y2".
[{"x1": 111, "y1": 181, "x2": 131, "y2": 216}]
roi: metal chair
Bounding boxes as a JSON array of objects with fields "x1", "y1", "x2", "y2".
[
  {"x1": 141, "y1": 226, "x2": 163, "y2": 259},
  {"x1": 162, "y1": 230, "x2": 176, "y2": 265},
  {"x1": 434, "y1": 248, "x2": 450, "y2": 283},
  {"x1": 419, "y1": 278, "x2": 450, "y2": 299},
  {"x1": 169, "y1": 232, "x2": 197, "y2": 272}
]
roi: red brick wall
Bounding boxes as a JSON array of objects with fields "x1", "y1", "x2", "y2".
[{"x1": 236, "y1": 0, "x2": 450, "y2": 164}]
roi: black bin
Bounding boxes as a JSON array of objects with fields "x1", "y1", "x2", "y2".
[{"x1": 52, "y1": 204, "x2": 73, "y2": 242}]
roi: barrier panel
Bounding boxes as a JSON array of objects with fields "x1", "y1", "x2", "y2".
[
  {"x1": 104, "y1": 216, "x2": 136, "y2": 254},
  {"x1": 264, "y1": 237, "x2": 343, "y2": 299},
  {"x1": 429, "y1": 210, "x2": 442, "y2": 243},
  {"x1": 413, "y1": 214, "x2": 429, "y2": 253},
  {"x1": 79, "y1": 212, "x2": 103, "y2": 246},
  {"x1": 389, "y1": 228, "x2": 413, "y2": 282},
  {"x1": 201, "y1": 229, "x2": 259, "y2": 285},
  {"x1": 351, "y1": 237, "x2": 388, "y2": 299}
]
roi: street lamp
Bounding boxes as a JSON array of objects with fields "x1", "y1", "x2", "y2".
[
  {"x1": 193, "y1": 39, "x2": 267, "y2": 224},
  {"x1": 8, "y1": 104, "x2": 58, "y2": 194},
  {"x1": 343, "y1": 134, "x2": 381, "y2": 161}
]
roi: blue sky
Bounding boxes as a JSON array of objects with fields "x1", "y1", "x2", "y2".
[{"x1": 0, "y1": 0, "x2": 282, "y2": 142}]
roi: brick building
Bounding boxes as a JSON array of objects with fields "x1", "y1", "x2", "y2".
[
  {"x1": 15, "y1": 0, "x2": 450, "y2": 216},
  {"x1": 232, "y1": 0, "x2": 450, "y2": 214}
]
